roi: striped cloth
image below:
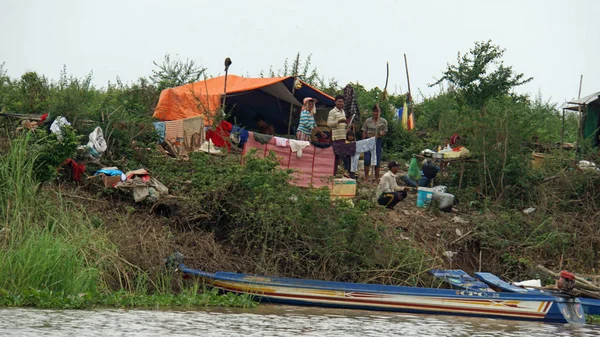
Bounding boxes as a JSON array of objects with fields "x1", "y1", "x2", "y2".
[
  {"x1": 296, "y1": 130, "x2": 311, "y2": 141},
  {"x1": 297, "y1": 110, "x2": 317, "y2": 135},
  {"x1": 165, "y1": 119, "x2": 184, "y2": 143}
]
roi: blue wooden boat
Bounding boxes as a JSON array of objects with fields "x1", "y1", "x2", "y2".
[
  {"x1": 179, "y1": 264, "x2": 585, "y2": 324},
  {"x1": 474, "y1": 272, "x2": 600, "y2": 316}
]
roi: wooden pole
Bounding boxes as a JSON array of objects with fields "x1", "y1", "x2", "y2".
[
  {"x1": 561, "y1": 108, "x2": 565, "y2": 147},
  {"x1": 222, "y1": 57, "x2": 232, "y2": 118},
  {"x1": 576, "y1": 75, "x2": 583, "y2": 156},
  {"x1": 287, "y1": 53, "x2": 301, "y2": 136},
  {"x1": 404, "y1": 54, "x2": 413, "y2": 110}
]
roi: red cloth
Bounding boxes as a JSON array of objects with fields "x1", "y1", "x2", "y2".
[
  {"x1": 450, "y1": 133, "x2": 461, "y2": 145},
  {"x1": 62, "y1": 158, "x2": 86, "y2": 182},
  {"x1": 206, "y1": 120, "x2": 233, "y2": 150},
  {"x1": 40, "y1": 113, "x2": 49, "y2": 124}
]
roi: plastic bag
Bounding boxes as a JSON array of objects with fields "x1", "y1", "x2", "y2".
[{"x1": 408, "y1": 157, "x2": 421, "y2": 181}]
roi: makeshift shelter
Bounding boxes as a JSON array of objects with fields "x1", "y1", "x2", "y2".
[
  {"x1": 242, "y1": 132, "x2": 335, "y2": 189},
  {"x1": 564, "y1": 91, "x2": 600, "y2": 147},
  {"x1": 153, "y1": 75, "x2": 334, "y2": 135}
]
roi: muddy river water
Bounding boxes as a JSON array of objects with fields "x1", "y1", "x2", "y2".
[{"x1": 2, "y1": 305, "x2": 599, "y2": 336}]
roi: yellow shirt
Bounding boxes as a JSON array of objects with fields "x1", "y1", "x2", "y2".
[{"x1": 327, "y1": 107, "x2": 347, "y2": 141}]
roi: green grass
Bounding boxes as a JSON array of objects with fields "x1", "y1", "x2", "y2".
[{"x1": 0, "y1": 287, "x2": 256, "y2": 309}]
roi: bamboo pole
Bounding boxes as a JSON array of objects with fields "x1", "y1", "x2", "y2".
[
  {"x1": 287, "y1": 53, "x2": 301, "y2": 136},
  {"x1": 222, "y1": 57, "x2": 232, "y2": 117},
  {"x1": 575, "y1": 75, "x2": 583, "y2": 156},
  {"x1": 404, "y1": 54, "x2": 413, "y2": 113}
]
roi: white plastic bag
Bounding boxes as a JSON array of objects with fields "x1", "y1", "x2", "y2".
[{"x1": 87, "y1": 126, "x2": 107, "y2": 157}]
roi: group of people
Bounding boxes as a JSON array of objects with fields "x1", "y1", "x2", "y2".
[
  {"x1": 296, "y1": 94, "x2": 440, "y2": 211},
  {"x1": 297, "y1": 94, "x2": 389, "y2": 181}
]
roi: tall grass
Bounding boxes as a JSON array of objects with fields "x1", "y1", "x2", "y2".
[{"x1": 0, "y1": 134, "x2": 114, "y2": 295}]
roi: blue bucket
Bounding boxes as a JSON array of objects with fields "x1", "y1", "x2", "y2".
[{"x1": 417, "y1": 187, "x2": 434, "y2": 207}]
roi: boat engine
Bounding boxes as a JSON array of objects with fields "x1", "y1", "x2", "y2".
[{"x1": 557, "y1": 270, "x2": 575, "y2": 291}]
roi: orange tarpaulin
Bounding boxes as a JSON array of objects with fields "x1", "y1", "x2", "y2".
[{"x1": 153, "y1": 75, "x2": 334, "y2": 126}]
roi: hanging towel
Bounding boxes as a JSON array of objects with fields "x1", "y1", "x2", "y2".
[
  {"x1": 332, "y1": 142, "x2": 356, "y2": 157},
  {"x1": 289, "y1": 139, "x2": 310, "y2": 157},
  {"x1": 351, "y1": 137, "x2": 377, "y2": 172},
  {"x1": 253, "y1": 132, "x2": 274, "y2": 144},
  {"x1": 165, "y1": 119, "x2": 184, "y2": 143},
  {"x1": 274, "y1": 136, "x2": 289, "y2": 147},
  {"x1": 183, "y1": 116, "x2": 204, "y2": 147}
]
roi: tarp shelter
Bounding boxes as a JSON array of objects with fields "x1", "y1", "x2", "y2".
[
  {"x1": 564, "y1": 91, "x2": 600, "y2": 147},
  {"x1": 153, "y1": 75, "x2": 335, "y2": 134}
]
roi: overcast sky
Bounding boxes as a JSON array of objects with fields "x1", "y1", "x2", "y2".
[{"x1": 1, "y1": 0, "x2": 598, "y2": 105}]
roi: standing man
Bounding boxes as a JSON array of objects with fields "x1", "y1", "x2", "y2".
[
  {"x1": 362, "y1": 104, "x2": 388, "y2": 182},
  {"x1": 328, "y1": 95, "x2": 347, "y2": 174}
]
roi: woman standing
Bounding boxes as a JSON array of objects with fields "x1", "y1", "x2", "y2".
[{"x1": 296, "y1": 97, "x2": 327, "y2": 141}]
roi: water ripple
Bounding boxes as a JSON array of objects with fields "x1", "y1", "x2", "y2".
[{"x1": 0, "y1": 305, "x2": 598, "y2": 337}]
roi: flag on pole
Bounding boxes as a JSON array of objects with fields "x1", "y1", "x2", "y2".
[
  {"x1": 401, "y1": 102, "x2": 408, "y2": 129},
  {"x1": 408, "y1": 111, "x2": 415, "y2": 130}
]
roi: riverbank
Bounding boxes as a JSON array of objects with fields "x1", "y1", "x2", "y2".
[{"x1": 1, "y1": 129, "x2": 599, "y2": 310}]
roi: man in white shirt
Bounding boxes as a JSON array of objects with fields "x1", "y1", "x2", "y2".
[
  {"x1": 376, "y1": 161, "x2": 408, "y2": 209},
  {"x1": 327, "y1": 95, "x2": 348, "y2": 174}
]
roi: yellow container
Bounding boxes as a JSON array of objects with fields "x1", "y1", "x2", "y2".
[
  {"x1": 531, "y1": 153, "x2": 546, "y2": 168},
  {"x1": 331, "y1": 178, "x2": 357, "y2": 198}
]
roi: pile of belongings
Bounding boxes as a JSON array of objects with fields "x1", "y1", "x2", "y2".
[
  {"x1": 421, "y1": 145, "x2": 470, "y2": 159},
  {"x1": 109, "y1": 168, "x2": 169, "y2": 203}
]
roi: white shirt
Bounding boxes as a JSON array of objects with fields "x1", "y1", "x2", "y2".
[{"x1": 376, "y1": 170, "x2": 403, "y2": 197}]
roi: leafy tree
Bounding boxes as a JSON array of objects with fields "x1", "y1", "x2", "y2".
[
  {"x1": 432, "y1": 40, "x2": 532, "y2": 109},
  {"x1": 150, "y1": 54, "x2": 206, "y2": 91},
  {"x1": 431, "y1": 41, "x2": 534, "y2": 196}
]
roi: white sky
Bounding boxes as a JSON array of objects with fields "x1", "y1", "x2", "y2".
[{"x1": 1, "y1": 0, "x2": 598, "y2": 105}]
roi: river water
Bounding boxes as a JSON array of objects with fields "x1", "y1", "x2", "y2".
[{"x1": 1, "y1": 305, "x2": 599, "y2": 336}]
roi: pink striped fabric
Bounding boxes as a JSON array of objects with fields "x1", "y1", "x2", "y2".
[{"x1": 242, "y1": 132, "x2": 335, "y2": 189}]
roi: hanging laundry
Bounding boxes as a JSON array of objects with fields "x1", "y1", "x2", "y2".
[
  {"x1": 332, "y1": 141, "x2": 356, "y2": 158},
  {"x1": 253, "y1": 132, "x2": 273, "y2": 144},
  {"x1": 289, "y1": 139, "x2": 310, "y2": 157},
  {"x1": 206, "y1": 120, "x2": 233, "y2": 149},
  {"x1": 165, "y1": 119, "x2": 184, "y2": 144},
  {"x1": 231, "y1": 125, "x2": 249, "y2": 147},
  {"x1": 153, "y1": 122, "x2": 166, "y2": 144},
  {"x1": 274, "y1": 136, "x2": 289, "y2": 147},
  {"x1": 182, "y1": 116, "x2": 204, "y2": 149},
  {"x1": 351, "y1": 137, "x2": 377, "y2": 172}
]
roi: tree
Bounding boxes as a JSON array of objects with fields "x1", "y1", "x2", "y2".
[
  {"x1": 150, "y1": 54, "x2": 206, "y2": 91},
  {"x1": 431, "y1": 41, "x2": 533, "y2": 197},
  {"x1": 432, "y1": 40, "x2": 532, "y2": 109}
]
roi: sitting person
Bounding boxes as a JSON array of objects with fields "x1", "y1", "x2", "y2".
[
  {"x1": 401, "y1": 160, "x2": 440, "y2": 187},
  {"x1": 254, "y1": 115, "x2": 275, "y2": 135},
  {"x1": 376, "y1": 161, "x2": 408, "y2": 209}
]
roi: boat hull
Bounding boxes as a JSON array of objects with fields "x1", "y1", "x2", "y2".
[{"x1": 181, "y1": 266, "x2": 583, "y2": 324}]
